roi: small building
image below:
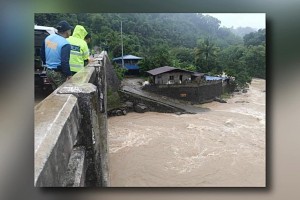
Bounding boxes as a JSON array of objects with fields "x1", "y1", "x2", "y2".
[
  {"x1": 144, "y1": 66, "x2": 222, "y2": 103},
  {"x1": 112, "y1": 55, "x2": 143, "y2": 75},
  {"x1": 146, "y1": 66, "x2": 201, "y2": 84}
]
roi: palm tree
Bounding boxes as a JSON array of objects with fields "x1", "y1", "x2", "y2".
[{"x1": 195, "y1": 37, "x2": 219, "y2": 72}]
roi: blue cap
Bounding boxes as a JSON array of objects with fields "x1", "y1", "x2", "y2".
[{"x1": 56, "y1": 21, "x2": 73, "y2": 32}]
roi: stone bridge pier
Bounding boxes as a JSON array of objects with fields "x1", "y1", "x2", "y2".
[{"x1": 34, "y1": 51, "x2": 109, "y2": 187}]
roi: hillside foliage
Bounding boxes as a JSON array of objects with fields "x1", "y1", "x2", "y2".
[{"x1": 35, "y1": 13, "x2": 265, "y2": 88}]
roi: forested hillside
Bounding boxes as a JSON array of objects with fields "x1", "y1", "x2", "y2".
[
  {"x1": 230, "y1": 27, "x2": 257, "y2": 38},
  {"x1": 35, "y1": 13, "x2": 265, "y2": 88}
]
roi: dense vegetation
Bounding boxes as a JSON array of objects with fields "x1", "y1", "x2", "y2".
[
  {"x1": 35, "y1": 13, "x2": 265, "y2": 88},
  {"x1": 230, "y1": 27, "x2": 257, "y2": 38}
]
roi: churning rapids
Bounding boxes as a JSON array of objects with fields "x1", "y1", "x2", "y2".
[{"x1": 108, "y1": 78, "x2": 265, "y2": 187}]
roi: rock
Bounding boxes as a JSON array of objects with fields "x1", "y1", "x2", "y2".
[
  {"x1": 108, "y1": 107, "x2": 127, "y2": 116},
  {"x1": 235, "y1": 100, "x2": 249, "y2": 103},
  {"x1": 242, "y1": 89, "x2": 248, "y2": 93},
  {"x1": 134, "y1": 103, "x2": 148, "y2": 113},
  {"x1": 111, "y1": 110, "x2": 117, "y2": 115},
  {"x1": 125, "y1": 101, "x2": 134, "y2": 109},
  {"x1": 116, "y1": 110, "x2": 123, "y2": 116},
  {"x1": 108, "y1": 109, "x2": 116, "y2": 116},
  {"x1": 214, "y1": 97, "x2": 227, "y2": 103},
  {"x1": 175, "y1": 112, "x2": 182, "y2": 115}
]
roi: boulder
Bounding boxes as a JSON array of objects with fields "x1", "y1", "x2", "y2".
[
  {"x1": 214, "y1": 97, "x2": 227, "y2": 103},
  {"x1": 125, "y1": 101, "x2": 134, "y2": 109},
  {"x1": 116, "y1": 110, "x2": 123, "y2": 116},
  {"x1": 134, "y1": 103, "x2": 148, "y2": 113},
  {"x1": 108, "y1": 107, "x2": 127, "y2": 116}
]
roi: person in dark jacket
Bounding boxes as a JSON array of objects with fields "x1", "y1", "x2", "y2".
[{"x1": 41, "y1": 20, "x2": 73, "y2": 90}]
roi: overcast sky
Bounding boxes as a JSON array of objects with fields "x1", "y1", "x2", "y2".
[{"x1": 203, "y1": 13, "x2": 266, "y2": 30}]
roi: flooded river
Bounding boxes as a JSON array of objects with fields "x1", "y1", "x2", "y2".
[{"x1": 108, "y1": 78, "x2": 265, "y2": 187}]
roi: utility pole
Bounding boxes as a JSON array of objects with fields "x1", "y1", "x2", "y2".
[{"x1": 121, "y1": 21, "x2": 124, "y2": 69}]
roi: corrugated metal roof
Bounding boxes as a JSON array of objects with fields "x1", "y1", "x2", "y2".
[
  {"x1": 112, "y1": 55, "x2": 143, "y2": 61},
  {"x1": 146, "y1": 66, "x2": 194, "y2": 76},
  {"x1": 146, "y1": 66, "x2": 175, "y2": 75},
  {"x1": 205, "y1": 76, "x2": 224, "y2": 81}
]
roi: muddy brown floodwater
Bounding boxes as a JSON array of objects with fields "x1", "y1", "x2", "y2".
[{"x1": 108, "y1": 78, "x2": 265, "y2": 187}]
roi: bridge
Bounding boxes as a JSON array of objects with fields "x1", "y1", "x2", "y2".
[
  {"x1": 34, "y1": 51, "x2": 109, "y2": 187},
  {"x1": 34, "y1": 51, "x2": 213, "y2": 187}
]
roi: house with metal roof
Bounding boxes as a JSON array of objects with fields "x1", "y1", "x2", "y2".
[
  {"x1": 146, "y1": 66, "x2": 204, "y2": 84},
  {"x1": 144, "y1": 66, "x2": 224, "y2": 103},
  {"x1": 112, "y1": 55, "x2": 143, "y2": 74}
]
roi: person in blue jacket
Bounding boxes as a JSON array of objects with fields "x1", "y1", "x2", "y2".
[{"x1": 41, "y1": 21, "x2": 73, "y2": 90}]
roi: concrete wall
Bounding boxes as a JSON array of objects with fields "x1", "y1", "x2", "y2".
[
  {"x1": 34, "y1": 51, "x2": 109, "y2": 187},
  {"x1": 105, "y1": 56, "x2": 121, "y2": 92},
  {"x1": 154, "y1": 71, "x2": 191, "y2": 84},
  {"x1": 144, "y1": 81, "x2": 222, "y2": 103}
]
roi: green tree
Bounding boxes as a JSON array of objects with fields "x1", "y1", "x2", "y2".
[
  {"x1": 243, "y1": 29, "x2": 266, "y2": 47},
  {"x1": 34, "y1": 13, "x2": 78, "y2": 28},
  {"x1": 35, "y1": 12, "x2": 249, "y2": 76},
  {"x1": 244, "y1": 44, "x2": 266, "y2": 79},
  {"x1": 113, "y1": 63, "x2": 127, "y2": 80},
  {"x1": 220, "y1": 45, "x2": 252, "y2": 88},
  {"x1": 170, "y1": 47, "x2": 195, "y2": 69},
  {"x1": 202, "y1": 15, "x2": 221, "y2": 36},
  {"x1": 171, "y1": 47, "x2": 194, "y2": 64},
  {"x1": 139, "y1": 44, "x2": 172, "y2": 74},
  {"x1": 195, "y1": 38, "x2": 220, "y2": 73}
]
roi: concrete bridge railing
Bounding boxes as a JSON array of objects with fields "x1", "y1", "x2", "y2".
[{"x1": 34, "y1": 51, "x2": 109, "y2": 187}]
